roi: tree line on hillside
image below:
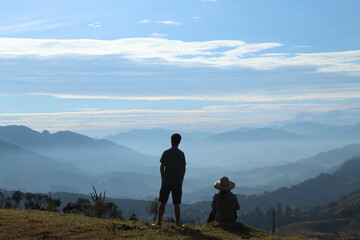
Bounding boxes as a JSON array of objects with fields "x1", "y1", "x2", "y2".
[
  {"x1": 238, "y1": 189, "x2": 360, "y2": 232},
  {"x1": 0, "y1": 187, "x2": 168, "y2": 222},
  {"x1": 238, "y1": 204, "x2": 320, "y2": 231},
  {"x1": 0, "y1": 190, "x2": 61, "y2": 211},
  {"x1": 0, "y1": 187, "x2": 124, "y2": 220}
]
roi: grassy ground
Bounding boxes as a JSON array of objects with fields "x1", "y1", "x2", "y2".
[{"x1": 0, "y1": 209, "x2": 313, "y2": 240}]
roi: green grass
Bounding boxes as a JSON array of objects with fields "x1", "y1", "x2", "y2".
[{"x1": 0, "y1": 209, "x2": 314, "y2": 240}]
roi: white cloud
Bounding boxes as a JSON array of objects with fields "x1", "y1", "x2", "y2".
[
  {"x1": 203, "y1": 0, "x2": 218, "y2": 2},
  {"x1": 73, "y1": 108, "x2": 100, "y2": 111},
  {"x1": 291, "y1": 45, "x2": 310, "y2": 48},
  {"x1": 139, "y1": 19, "x2": 152, "y2": 23},
  {"x1": 139, "y1": 19, "x2": 181, "y2": 25},
  {"x1": 0, "y1": 37, "x2": 360, "y2": 75},
  {"x1": 150, "y1": 33, "x2": 168, "y2": 38},
  {"x1": 33, "y1": 88, "x2": 360, "y2": 103},
  {"x1": 156, "y1": 20, "x2": 182, "y2": 25},
  {"x1": 87, "y1": 22, "x2": 101, "y2": 28},
  {"x1": 0, "y1": 103, "x2": 354, "y2": 134}
]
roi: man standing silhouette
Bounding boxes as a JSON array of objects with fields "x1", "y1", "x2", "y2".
[{"x1": 156, "y1": 133, "x2": 186, "y2": 226}]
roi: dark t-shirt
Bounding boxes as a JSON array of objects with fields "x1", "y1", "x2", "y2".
[{"x1": 160, "y1": 147, "x2": 186, "y2": 185}]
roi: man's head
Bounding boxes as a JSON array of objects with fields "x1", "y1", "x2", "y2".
[{"x1": 171, "y1": 133, "x2": 182, "y2": 147}]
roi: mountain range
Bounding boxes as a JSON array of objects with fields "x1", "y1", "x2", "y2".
[
  {"x1": 0, "y1": 139, "x2": 93, "y2": 193},
  {"x1": 207, "y1": 128, "x2": 308, "y2": 142},
  {"x1": 0, "y1": 125, "x2": 157, "y2": 174},
  {"x1": 180, "y1": 155, "x2": 360, "y2": 223},
  {"x1": 1, "y1": 123, "x2": 360, "y2": 234},
  {"x1": 105, "y1": 122, "x2": 360, "y2": 169},
  {"x1": 1, "y1": 123, "x2": 360, "y2": 202}
]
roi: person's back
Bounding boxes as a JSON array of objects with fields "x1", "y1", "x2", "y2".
[
  {"x1": 210, "y1": 176, "x2": 240, "y2": 223},
  {"x1": 212, "y1": 191, "x2": 239, "y2": 223},
  {"x1": 161, "y1": 147, "x2": 186, "y2": 185},
  {"x1": 156, "y1": 133, "x2": 186, "y2": 226}
]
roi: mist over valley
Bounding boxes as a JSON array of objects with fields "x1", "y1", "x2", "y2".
[{"x1": 1, "y1": 122, "x2": 360, "y2": 203}]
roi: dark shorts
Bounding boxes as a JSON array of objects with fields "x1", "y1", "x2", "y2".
[{"x1": 159, "y1": 184, "x2": 182, "y2": 204}]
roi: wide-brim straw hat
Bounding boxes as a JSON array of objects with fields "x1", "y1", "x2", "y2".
[{"x1": 213, "y1": 176, "x2": 235, "y2": 191}]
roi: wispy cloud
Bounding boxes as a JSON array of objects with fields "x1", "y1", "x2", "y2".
[
  {"x1": 33, "y1": 88, "x2": 360, "y2": 103},
  {"x1": 150, "y1": 33, "x2": 168, "y2": 38},
  {"x1": 139, "y1": 19, "x2": 151, "y2": 23},
  {"x1": 0, "y1": 37, "x2": 360, "y2": 75},
  {"x1": 156, "y1": 20, "x2": 181, "y2": 25},
  {"x1": 0, "y1": 103, "x2": 354, "y2": 134},
  {"x1": 0, "y1": 18, "x2": 70, "y2": 34},
  {"x1": 139, "y1": 19, "x2": 182, "y2": 25},
  {"x1": 87, "y1": 22, "x2": 102, "y2": 28}
]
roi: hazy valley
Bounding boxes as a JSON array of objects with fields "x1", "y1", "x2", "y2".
[
  {"x1": 1, "y1": 122, "x2": 360, "y2": 202},
  {"x1": 2, "y1": 122, "x2": 360, "y2": 237}
]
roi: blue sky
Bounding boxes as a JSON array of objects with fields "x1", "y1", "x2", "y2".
[{"x1": 0, "y1": 0, "x2": 360, "y2": 136}]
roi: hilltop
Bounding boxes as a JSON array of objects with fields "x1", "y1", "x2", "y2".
[
  {"x1": 0, "y1": 209, "x2": 312, "y2": 240},
  {"x1": 277, "y1": 189, "x2": 360, "y2": 238}
]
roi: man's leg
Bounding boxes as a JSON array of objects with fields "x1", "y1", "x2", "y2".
[
  {"x1": 174, "y1": 204, "x2": 181, "y2": 226},
  {"x1": 171, "y1": 184, "x2": 182, "y2": 226},
  {"x1": 157, "y1": 184, "x2": 170, "y2": 225},
  {"x1": 157, "y1": 202, "x2": 166, "y2": 225}
]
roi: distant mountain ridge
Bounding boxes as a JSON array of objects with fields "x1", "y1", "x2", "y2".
[
  {"x1": 0, "y1": 138, "x2": 161, "y2": 198},
  {"x1": 2, "y1": 124, "x2": 360, "y2": 202},
  {"x1": 281, "y1": 121, "x2": 360, "y2": 139},
  {"x1": 239, "y1": 155, "x2": 360, "y2": 211},
  {"x1": 0, "y1": 125, "x2": 157, "y2": 174},
  {"x1": 297, "y1": 143, "x2": 360, "y2": 168},
  {"x1": 207, "y1": 128, "x2": 308, "y2": 142},
  {"x1": 107, "y1": 128, "x2": 174, "y2": 142},
  {"x1": 0, "y1": 139, "x2": 93, "y2": 193},
  {"x1": 105, "y1": 128, "x2": 212, "y2": 156},
  {"x1": 0, "y1": 125, "x2": 127, "y2": 149},
  {"x1": 281, "y1": 121, "x2": 352, "y2": 138}
]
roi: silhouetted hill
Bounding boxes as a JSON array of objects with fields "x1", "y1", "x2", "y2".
[
  {"x1": 333, "y1": 155, "x2": 360, "y2": 178},
  {"x1": 297, "y1": 143, "x2": 360, "y2": 168},
  {"x1": 277, "y1": 189, "x2": 360, "y2": 238},
  {"x1": 207, "y1": 128, "x2": 308, "y2": 142},
  {"x1": 324, "y1": 189, "x2": 360, "y2": 217},
  {"x1": 0, "y1": 125, "x2": 157, "y2": 174}
]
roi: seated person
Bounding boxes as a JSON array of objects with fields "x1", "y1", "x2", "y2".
[{"x1": 209, "y1": 176, "x2": 240, "y2": 223}]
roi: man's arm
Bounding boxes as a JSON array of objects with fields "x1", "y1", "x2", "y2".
[
  {"x1": 181, "y1": 153, "x2": 186, "y2": 181},
  {"x1": 181, "y1": 165, "x2": 186, "y2": 180},
  {"x1": 160, "y1": 163, "x2": 165, "y2": 182}
]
